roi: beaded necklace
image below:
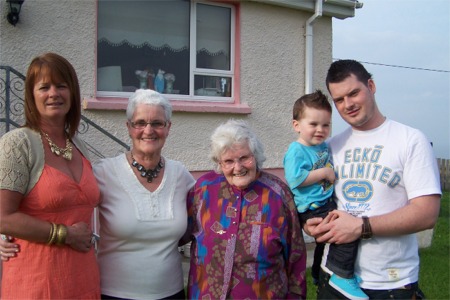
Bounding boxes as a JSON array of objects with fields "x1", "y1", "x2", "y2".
[{"x1": 130, "y1": 152, "x2": 164, "y2": 183}]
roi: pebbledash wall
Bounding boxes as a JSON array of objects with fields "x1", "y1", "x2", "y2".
[{"x1": 1, "y1": 1, "x2": 332, "y2": 174}]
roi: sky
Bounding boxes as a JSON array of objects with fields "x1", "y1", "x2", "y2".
[{"x1": 331, "y1": 0, "x2": 450, "y2": 159}]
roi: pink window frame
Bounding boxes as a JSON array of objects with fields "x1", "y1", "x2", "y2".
[{"x1": 83, "y1": 1, "x2": 250, "y2": 114}]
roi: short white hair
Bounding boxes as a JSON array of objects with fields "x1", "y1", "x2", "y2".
[
  {"x1": 210, "y1": 119, "x2": 266, "y2": 173},
  {"x1": 126, "y1": 89, "x2": 172, "y2": 121}
]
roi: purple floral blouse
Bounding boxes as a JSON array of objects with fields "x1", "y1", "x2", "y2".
[{"x1": 187, "y1": 171, "x2": 307, "y2": 299}]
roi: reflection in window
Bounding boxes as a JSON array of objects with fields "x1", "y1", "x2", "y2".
[
  {"x1": 97, "y1": 0, "x2": 234, "y2": 100},
  {"x1": 194, "y1": 75, "x2": 232, "y2": 97}
]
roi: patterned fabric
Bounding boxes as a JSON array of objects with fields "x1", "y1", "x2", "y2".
[
  {"x1": 187, "y1": 171, "x2": 306, "y2": 300},
  {"x1": 1, "y1": 157, "x2": 101, "y2": 299}
]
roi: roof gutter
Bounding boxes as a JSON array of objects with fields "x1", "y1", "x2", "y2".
[
  {"x1": 305, "y1": 0, "x2": 323, "y2": 94},
  {"x1": 249, "y1": 0, "x2": 362, "y2": 19}
]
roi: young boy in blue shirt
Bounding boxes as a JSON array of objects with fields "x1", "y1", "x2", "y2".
[{"x1": 284, "y1": 90, "x2": 368, "y2": 300}]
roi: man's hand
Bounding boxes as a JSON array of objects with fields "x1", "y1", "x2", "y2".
[
  {"x1": 304, "y1": 210, "x2": 362, "y2": 244},
  {"x1": 303, "y1": 216, "x2": 323, "y2": 238},
  {"x1": 314, "y1": 210, "x2": 362, "y2": 244}
]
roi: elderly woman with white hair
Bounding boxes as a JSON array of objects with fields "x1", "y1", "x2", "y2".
[
  {"x1": 185, "y1": 119, "x2": 307, "y2": 299},
  {"x1": 93, "y1": 89, "x2": 195, "y2": 299}
]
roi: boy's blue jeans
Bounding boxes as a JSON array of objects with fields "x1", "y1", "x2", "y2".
[{"x1": 299, "y1": 199, "x2": 359, "y2": 278}]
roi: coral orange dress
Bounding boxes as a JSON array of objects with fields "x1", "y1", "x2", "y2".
[{"x1": 1, "y1": 157, "x2": 101, "y2": 299}]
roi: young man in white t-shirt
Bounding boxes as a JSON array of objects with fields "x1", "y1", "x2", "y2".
[{"x1": 305, "y1": 59, "x2": 441, "y2": 299}]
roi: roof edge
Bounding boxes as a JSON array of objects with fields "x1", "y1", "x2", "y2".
[{"x1": 248, "y1": 0, "x2": 363, "y2": 19}]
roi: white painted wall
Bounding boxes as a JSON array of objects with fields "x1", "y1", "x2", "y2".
[{"x1": 1, "y1": 1, "x2": 332, "y2": 172}]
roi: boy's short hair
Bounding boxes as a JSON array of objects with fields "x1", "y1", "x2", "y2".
[{"x1": 293, "y1": 90, "x2": 332, "y2": 120}]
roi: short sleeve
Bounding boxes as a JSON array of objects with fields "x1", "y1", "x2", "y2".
[
  {"x1": 283, "y1": 143, "x2": 310, "y2": 190},
  {"x1": 0, "y1": 130, "x2": 31, "y2": 194}
]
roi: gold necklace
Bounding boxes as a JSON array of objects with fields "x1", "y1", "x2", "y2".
[{"x1": 42, "y1": 132, "x2": 73, "y2": 161}]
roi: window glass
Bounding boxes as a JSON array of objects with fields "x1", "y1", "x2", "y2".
[
  {"x1": 97, "y1": 0, "x2": 234, "y2": 101},
  {"x1": 97, "y1": 1, "x2": 190, "y2": 95},
  {"x1": 194, "y1": 75, "x2": 232, "y2": 97},
  {"x1": 196, "y1": 4, "x2": 231, "y2": 70}
]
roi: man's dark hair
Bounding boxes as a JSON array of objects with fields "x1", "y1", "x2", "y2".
[
  {"x1": 326, "y1": 59, "x2": 373, "y2": 90},
  {"x1": 293, "y1": 90, "x2": 331, "y2": 120}
]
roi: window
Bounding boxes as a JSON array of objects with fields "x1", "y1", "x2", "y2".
[{"x1": 97, "y1": 0, "x2": 235, "y2": 102}]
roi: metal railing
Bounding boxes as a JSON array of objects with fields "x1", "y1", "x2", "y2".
[{"x1": 0, "y1": 66, "x2": 130, "y2": 161}]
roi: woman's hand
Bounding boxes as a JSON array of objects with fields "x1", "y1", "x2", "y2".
[
  {"x1": 0, "y1": 235, "x2": 19, "y2": 261},
  {"x1": 65, "y1": 222, "x2": 94, "y2": 252},
  {"x1": 0, "y1": 221, "x2": 95, "y2": 257}
]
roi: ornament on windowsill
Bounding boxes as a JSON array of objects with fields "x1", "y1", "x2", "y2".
[
  {"x1": 135, "y1": 70, "x2": 149, "y2": 89},
  {"x1": 154, "y1": 69, "x2": 165, "y2": 93},
  {"x1": 164, "y1": 73, "x2": 175, "y2": 94}
]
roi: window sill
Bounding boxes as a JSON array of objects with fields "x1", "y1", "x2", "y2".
[{"x1": 82, "y1": 98, "x2": 252, "y2": 114}]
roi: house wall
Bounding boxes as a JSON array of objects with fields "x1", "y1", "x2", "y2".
[{"x1": 1, "y1": 1, "x2": 332, "y2": 172}]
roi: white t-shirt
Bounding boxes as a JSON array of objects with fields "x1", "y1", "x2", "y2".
[
  {"x1": 322, "y1": 119, "x2": 441, "y2": 289},
  {"x1": 93, "y1": 154, "x2": 195, "y2": 299}
]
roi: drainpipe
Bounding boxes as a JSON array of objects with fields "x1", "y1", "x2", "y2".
[{"x1": 305, "y1": 0, "x2": 323, "y2": 94}]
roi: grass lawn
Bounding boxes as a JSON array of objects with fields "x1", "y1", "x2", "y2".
[
  {"x1": 419, "y1": 190, "x2": 449, "y2": 299},
  {"x1": 305, "y1": 190, "x2": 450, "y2": 300}
]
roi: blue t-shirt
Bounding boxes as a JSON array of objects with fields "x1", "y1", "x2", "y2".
[{"x1": 283, "y1": 141, "x2": 334, "y2": 213}]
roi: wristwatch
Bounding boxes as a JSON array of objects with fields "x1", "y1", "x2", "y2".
[{"x1": 361, "y1": 216, "x2": 373, "y2": 240}]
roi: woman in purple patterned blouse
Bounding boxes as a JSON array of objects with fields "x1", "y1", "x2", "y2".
[{"x1": 185, "y1": 119, "x2": 307, "y2": 299}]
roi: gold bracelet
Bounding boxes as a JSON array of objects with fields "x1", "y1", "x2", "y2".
[
  {"x1": 47, "y1": 223, "x2": 58, "y2": 245},
  {"x1": 46, "y1": 223, "x2": 54, "y2": 244},
  {"x1": 55, "y1": 224, "x2": 68, "y2": 246}
]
